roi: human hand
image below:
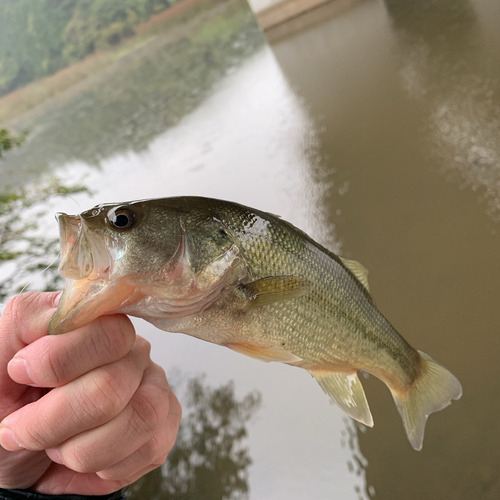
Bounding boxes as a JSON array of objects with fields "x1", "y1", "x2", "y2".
[{"x1": 0, "y1": 292, "x2": 181, "y2": 496}]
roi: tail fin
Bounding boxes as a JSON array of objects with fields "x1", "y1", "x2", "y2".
[{"x1": 390, "y1": 351, "x2": 462, "y2": 451}]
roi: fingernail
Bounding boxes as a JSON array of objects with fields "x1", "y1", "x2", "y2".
[
  {"x1": 0, "y1": 426, "x2": 25, "y2": 451},
  {"x1": 46, "y1": 447, "x2": 63, "y2": 465},
  {"x1": 7, "y1": 356, "x2": 35, "y2": 386}
]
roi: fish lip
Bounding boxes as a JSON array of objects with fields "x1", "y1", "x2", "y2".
[
  {"x1": 57, "y1": 213, "x2": 93, "y2": 280},
  {"x1": 56, "y1": 213, "x2": 118, "y2": 281},
  {"x1": 49, "y1": 212, "x2": 129, "y2": 334}
]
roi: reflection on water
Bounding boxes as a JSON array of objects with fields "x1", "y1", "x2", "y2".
[
  {"x1": 0, "y1": 4, "x2": 369, "y2": 496},
  {"x1": 387, "y1": 0, "x2": 500, "y2": 222},
  {"x1": 0, "y1": 178, "x2": 90, "y2": 300},
  {"x1": 4, "y1": 0, "x2": 499, "y2": 497},
  {"x1": 128, "y1": 376, "x2": 261, "y2": 500},
  {"x1": 271, "y1": 0, "x2": 500, "y2": 498},
  {"x1": 0, "y1": 0, "x2": 263, "y2": 189}
]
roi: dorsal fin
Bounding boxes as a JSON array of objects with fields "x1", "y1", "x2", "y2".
[{"x1": 340, "y1": 257, "x2": 370, "y2": 292}]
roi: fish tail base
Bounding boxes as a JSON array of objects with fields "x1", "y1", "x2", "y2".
[{"x1": 391, "y1": 350, "x2": 462, "y2": 451}]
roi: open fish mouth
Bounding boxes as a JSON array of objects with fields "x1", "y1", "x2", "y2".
[
  {"x1": 57, "y1": 212, "x2": 119, "y2": 280},
  {"x1": 48, "y1": 213, "x2": 132, "y2": 334}
]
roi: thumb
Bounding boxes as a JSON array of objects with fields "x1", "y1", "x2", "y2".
[{"x1": 0, "y1": 292, "x2": 61, "y2": 413}]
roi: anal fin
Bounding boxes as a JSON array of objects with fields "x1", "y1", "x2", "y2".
[
  {"x1": 225, "y1": 342, "x2": 302, "y2": 364},
  {"x1": 309, "y1": 369, "x2": 373, "y2": 427}
]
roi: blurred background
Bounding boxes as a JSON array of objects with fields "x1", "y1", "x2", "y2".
[{"x1": 1, "y1": 0, "x2": 499, "y2": 498}]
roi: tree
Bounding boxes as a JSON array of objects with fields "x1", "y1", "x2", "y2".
[
  {"x1": 0, "y1": 0, "x2": 173, "y2": 95},
  {"x1": 128, "y1": 378, "x2": 261, "y2": 500}
]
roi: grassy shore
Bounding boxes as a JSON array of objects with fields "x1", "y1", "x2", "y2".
[{"x1": 0, "y1": 0, "x2": 242, "y2": 125}]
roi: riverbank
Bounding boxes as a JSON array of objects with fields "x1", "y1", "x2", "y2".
[{"x1": 0, "y1": 0, "x2": 235, "y2": 125}]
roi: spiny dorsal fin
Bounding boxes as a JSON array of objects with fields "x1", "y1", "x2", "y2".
[
  {"x1": 340, "y1": 257, "x2": 370, "y2": 292},
  {"x1": 238, "y1": 275, "x2": 310, "y2": 310},
  {"x1": 309, "y1": 369, "x2": 373, "y2": 427}
]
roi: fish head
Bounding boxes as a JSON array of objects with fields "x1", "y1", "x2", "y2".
[
  {"x1": 49, "y1": 199, "x2": 184, "y2": 334},
  {"x1": 49, "y1": 198, "x2": 240, "y2": 334}
]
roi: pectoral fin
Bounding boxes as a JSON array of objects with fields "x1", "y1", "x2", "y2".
[
  {"x1": 309, "y1": 369, "x2": 373, "y2": 427},
  {"x1": 225, "y1": 342, "x2": 302, "y2": 364},
  {"x1": 238, "y1": 275, "x2": 310, "y2": 311}
]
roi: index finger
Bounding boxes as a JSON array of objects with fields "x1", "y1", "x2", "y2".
[{"x1": 9, "y1": 314, "x2": 137, "y2": 388}]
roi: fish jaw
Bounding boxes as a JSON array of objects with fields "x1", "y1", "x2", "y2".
[
  {"x1": 48, "y1": 276, "x2": 137, "y2": 334},
  {"x1": 49, "y1": 211, "x2": 136, "y2": 334}
]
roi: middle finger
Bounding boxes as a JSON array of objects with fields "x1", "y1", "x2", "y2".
[{"x1": 1, "y1": 336, "x2": 151, "y2": 452}]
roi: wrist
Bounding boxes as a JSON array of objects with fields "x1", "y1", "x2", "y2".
[{"x1": 0, "y1": 489, "x2": 125, "y2": 500}]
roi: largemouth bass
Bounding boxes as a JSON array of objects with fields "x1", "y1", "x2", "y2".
[{"x1": 48, "y1": 196, "x2": 462, "y2": 450}]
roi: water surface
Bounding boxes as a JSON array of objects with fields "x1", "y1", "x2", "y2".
[
  {"x1": 1, "y1": 0, "x2": 499, "y2": 497},
  {"x1": 1, "y1": 2, "x2": 368, "y2": 498},
  {"x1": 271, "y1": 0, "x2": 500, "y2": 497}
]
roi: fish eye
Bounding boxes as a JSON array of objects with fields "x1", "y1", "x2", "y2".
[{"x1": 108, "y1": 207, "x2": 136, "y2": 230}]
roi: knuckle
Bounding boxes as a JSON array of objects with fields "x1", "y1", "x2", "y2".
[
  {"x1": 129, "y1": 388, "x2": 165, "y2": 438},
  {"x1": 37, "y1": 343, "x2": 67, "y2": 386},
  {"x1": 170, "y1": 391, "x2": 182, "y2": 421},
  {"x1": 22, "y1": 425, "x2": 51, "y2": 450},
  {"x1": 134, "y1": 335, "x2": 152, "y2": 359},
  {"x1": 153, "y1": 453, "x2": 169, "y2": 468},
  {"x1": 140, "y1": 435, "x2": 164, "y2": 463},
  {"x1": 2, "y1": 293, "x2": 38, "y2": 331},
  {"x1": 63, "y1": 445, "x2": 98, "y2": 474},
  {"x1": 74, "y1": 371, "x2": 127, "y2": 423},
  {"x1": 95, "y1": 315, "x2": 136, "y2": 360}
]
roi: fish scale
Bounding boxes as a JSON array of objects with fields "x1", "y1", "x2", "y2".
[{"x1": 49, "y1": 196, "x2": 462, "y2": 450}]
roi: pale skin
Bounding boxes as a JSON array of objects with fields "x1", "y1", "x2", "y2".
[{"x1": 0, "y1": 291, "x2": 182, "y2": 495}]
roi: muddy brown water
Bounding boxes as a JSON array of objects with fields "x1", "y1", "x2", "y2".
[
  {"x1": 1, "y1": 0, "x2": 499, "y2": 498},
  {"x1": 271, "y1": 0, "x2": 500, "y2": 497}
]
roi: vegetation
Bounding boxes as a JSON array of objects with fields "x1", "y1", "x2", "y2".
[
  {"x1": 0, "y1": 0, "x2": 262, "y2": 123},
  {"x1": 0, "y1": 131, "x2": 89, "y2": 300},
  {"x1": 0, "y1": 0, "x2": 264, "y2": 299},
  {"x1": 0, "y1": 178, "x2": 90, "y2": 301},
  {"x1": 0, "y1": 128, "x2": 28, "y2": 158},
  {"x1": 128, "y1": 377, "x2": 261, "y2": 500},
  {"x1": 0, "y1": 0, "x2": 175, "y2": 97},
  {"x1": 1, "y1": 0, "x2": 263, "y2": 172}
]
